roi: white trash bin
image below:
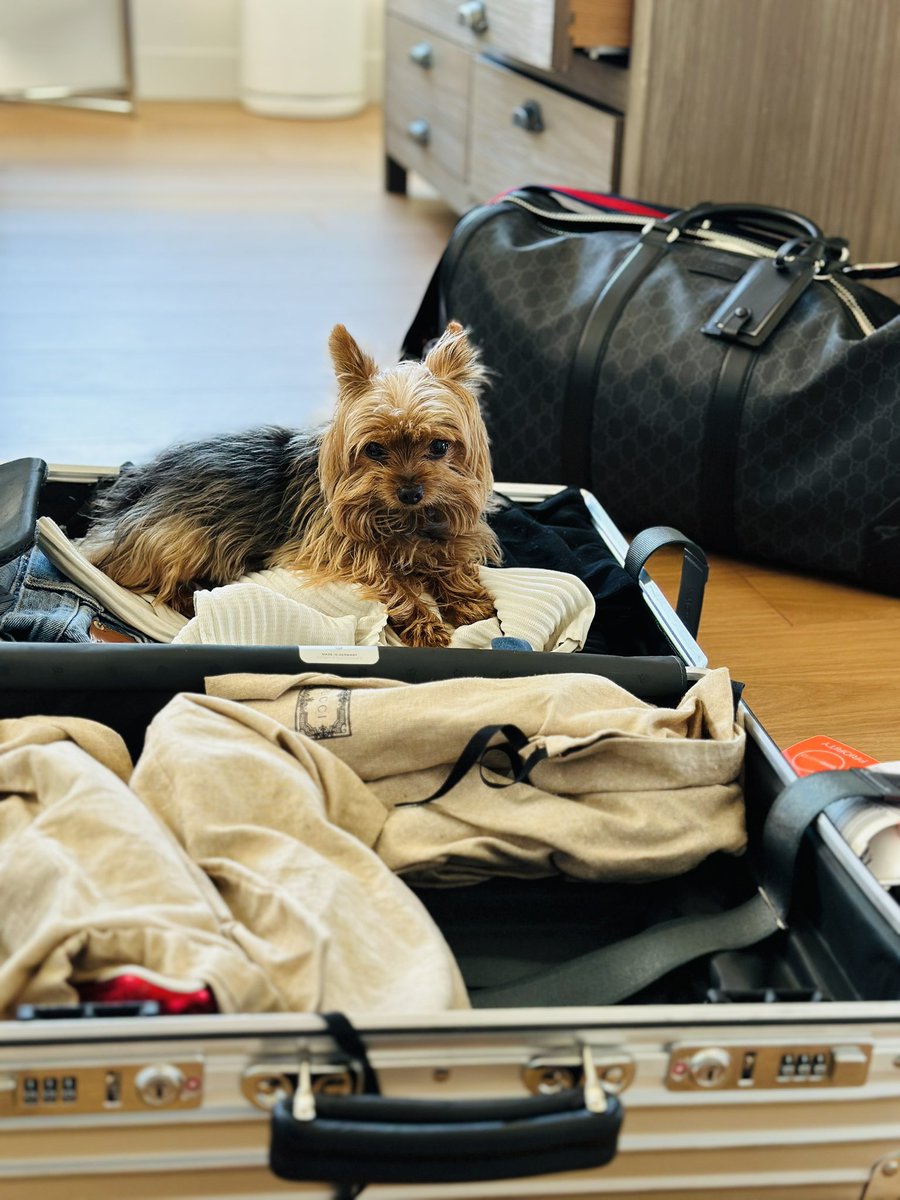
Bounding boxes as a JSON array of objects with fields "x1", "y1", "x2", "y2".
[{"x1": 239, "y1": 0, "x2": 366, "y2": 119}]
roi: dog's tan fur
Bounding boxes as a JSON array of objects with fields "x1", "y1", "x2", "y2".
[{"x1": 87, "y1": 322, "x2": 500, "y2": 647}]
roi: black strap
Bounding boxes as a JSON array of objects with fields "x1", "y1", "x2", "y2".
[
  {"x1": 321, "y1": 1012, "x2": 380, "y2": 1096},
  {"x1": 395, "y1": 724, "x2": 548, "y2": 808},
  {"x1": 623, "y1": 526, "x2": 709, "y2": 639},
  {"x1": 471, "y1": 894, "x2": 777, "y2": 1008},
  {"x1": 758, "y1": 767, "x2": 900, "y2": 922},
  {"x1": 472, "y1": 768, "x2": 900, "y2": 1008},
  {"x1": 319, "y1": 1012, "x2": 379, "y2": 1199},
  {"x1": 699, "y1": 341, "x2": 757, "y2": 552},
  {"x1": 562, "y1": 228, "x2": 677, "y2": 486}
]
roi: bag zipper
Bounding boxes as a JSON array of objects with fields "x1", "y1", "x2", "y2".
[
  {"x1": 501, "y1": 194, "x2": 873, "y2": 337},
  {"x1": 822, "y1": 274, "x2": 876, "y2": 337}
]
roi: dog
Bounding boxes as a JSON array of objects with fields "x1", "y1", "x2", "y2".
[{"x1": 86, "y1": 321, "x2": 501, "y2": 647}]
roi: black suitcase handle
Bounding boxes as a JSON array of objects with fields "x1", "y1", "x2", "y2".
[
  {"x1": 624, "y1": 525, "x2": 708, "y2": 640},
  {"x1": 269, "y1": 1013, "x2": 621, "y2": 1190},
  {"x1": 269, "y1": 1081, "x2": 622, "y2": 1187}
]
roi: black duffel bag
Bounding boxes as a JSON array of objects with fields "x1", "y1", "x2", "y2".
[{"x1": 403, "y1": 187, "x2": 900, "y2": 595}]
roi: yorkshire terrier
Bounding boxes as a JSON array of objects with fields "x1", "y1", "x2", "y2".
[{"x1": 86, "y1": 321, "x2": 501, "y2": 647}]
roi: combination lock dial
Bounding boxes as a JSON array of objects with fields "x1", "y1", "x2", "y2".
[{"x1": 667, "y1": 1042, "x2": 871, "y2": 1090}]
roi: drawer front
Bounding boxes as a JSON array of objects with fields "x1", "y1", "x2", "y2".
[
  {"x1": 385, "y1": 14, "x2": 471, "y2": 183},
  {"x1": 469, "y1": 57, "x2": 620, "y2": 203},
  {"x1": 388, "y1": 0, "x2": 555, "y2": 72}
]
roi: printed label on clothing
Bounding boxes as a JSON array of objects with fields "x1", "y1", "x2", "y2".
[
  {"x1": 295, "y1": 687, "x2": 352, "y2": 739},
  {"x1": 783, "y1": 735, "x2": 879, "y2": 777},
  {"x1": 298, "y1": 646, "x2": 380, "y2": 665}
]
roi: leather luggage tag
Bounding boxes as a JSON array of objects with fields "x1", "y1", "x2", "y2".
[{"x1": 702, "y1": 256, "x2": 818, "y2": 347}]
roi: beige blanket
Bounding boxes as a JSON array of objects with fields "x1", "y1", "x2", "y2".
[
  {"x1": 0, "y1": 713, "x2": 468, "y2": 1017},
  {"x1": 207, "y1": 667, "x2": 746, "y2": 885}
]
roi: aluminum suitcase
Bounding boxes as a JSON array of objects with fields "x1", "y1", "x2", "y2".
[{"x1": 0, "y1": 463, "x2": 898, "y2": 1200}]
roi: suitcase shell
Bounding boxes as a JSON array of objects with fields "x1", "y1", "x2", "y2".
[{"x1": 0, "y1": 470, "x2": 898, "y2": 1200}]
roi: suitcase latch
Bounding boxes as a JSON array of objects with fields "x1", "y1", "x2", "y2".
[
  {"x1": 522, "y1": 1049, "x2": 635, "y2": 1097},
  {"x1": 241, "y1": 1061, "x2": 356, "y2": 1112}
]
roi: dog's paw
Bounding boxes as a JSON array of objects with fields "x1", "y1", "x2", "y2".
[
  {"x1": 442, "y1": 593, "x2": 496, "y2": 628},
  {"x1": 397, "y1": 615, "x2": 454, "y2": 648}
]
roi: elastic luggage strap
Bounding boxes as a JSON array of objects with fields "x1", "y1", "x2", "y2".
[{"x1": 471, "y1": 768, "x2": 899, "y2": 1008}]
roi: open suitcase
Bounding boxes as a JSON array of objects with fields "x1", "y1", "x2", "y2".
[{"x1": 0, "y1": 461, "x2": 898, "y2": 1200}]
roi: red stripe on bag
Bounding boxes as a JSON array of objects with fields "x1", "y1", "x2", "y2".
[
  {"x1": 489, "y1": 185, "x2": 669, "y2": 218},
  {"x1": 549, "y1": 187, "x2": 670, "y2": 217}
]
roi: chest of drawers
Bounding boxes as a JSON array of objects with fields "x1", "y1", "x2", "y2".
[{"x1": 384, "y1": 0, "x2": 630, "y2": 212}]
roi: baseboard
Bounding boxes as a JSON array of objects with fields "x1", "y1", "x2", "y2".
[{"x1": 136, "y1": 46, "x2": 383, "y2": 105}]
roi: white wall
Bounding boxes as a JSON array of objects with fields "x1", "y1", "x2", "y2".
[
  {"x1": 132, "y1": 0, "x2": 241, "y2": 100},
  {"x1": 0, "y1": 0, "x2": 385, "y2": 103},
  {"x1": 134, "y1": 0, "x2": 386, "y2": 102}
]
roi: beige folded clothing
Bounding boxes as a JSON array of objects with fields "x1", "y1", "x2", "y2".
[
  {"x1": 207, "y1": 667, "x2": 746, "y2": 886},
  {"x1": 173, "y1": 566, "x2": 595, "y2": 652},
  {"x1": 38, "y1": 516, "x2": 594, "y2": 651}
]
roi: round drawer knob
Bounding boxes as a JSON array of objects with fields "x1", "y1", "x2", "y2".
[
  {"x1": 457, "y1": 1, "x2": 488, "y2": 34},
  {"x1": 407, "y1": 119, "x2": 430, "y2": 146},
  {"x1": 512, "y1": 100, "x2": 544, "y2": 134},
  {"x1": 409, "y1": 42, "x2": 433, "y2": 69}
]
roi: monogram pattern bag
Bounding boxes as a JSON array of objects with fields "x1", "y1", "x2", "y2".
[{"x1": 404, "y1": 187, "x2": 900, "y2": 594}]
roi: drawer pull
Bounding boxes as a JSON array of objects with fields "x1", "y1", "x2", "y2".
[
  {"x1": 409, "y1": 42, "x2": 433, "y2": 69},
  {"x1": 512, "y1": 100, "x2": 545, "y2": 134},
  {"x1": 457, "y1": 1, "x2": 489, "y2": 34},
  {"x1": 407, "y1": 119, "x2": 431, "y2": 146}
]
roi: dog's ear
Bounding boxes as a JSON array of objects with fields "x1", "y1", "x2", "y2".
[
  {"x1": 329, "y1": 324, "x2": 378, "y2": 398},
  {"x1": 424, "y1": 321, "x2": 486, "y2": 393}
]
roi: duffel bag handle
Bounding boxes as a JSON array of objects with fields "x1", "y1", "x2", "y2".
[
  {"x1": 269, "y1": 1037, "x2": 623, "y2": 1190},
  {"x1": 664, "y1": 201, "x2": 825, "y2": 243},
  {"x1": 624, "y1": 526, "x2": 708, "y2": 640}
]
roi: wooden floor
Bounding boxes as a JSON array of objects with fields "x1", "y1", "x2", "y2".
[{"x1": 1, "y1": 101, "x2": 898, "y2": 764}]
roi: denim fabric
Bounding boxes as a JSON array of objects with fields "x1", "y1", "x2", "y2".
[{"x1": 0, "y1": 545, "x2": 150, "y2": 642}]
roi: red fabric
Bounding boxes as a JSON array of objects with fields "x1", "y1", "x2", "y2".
[
  {"x1": 546, "y1": 187, "x2": 669, "y2": 218},
  {"x1": 78, "y1": 976, "x2": 218, "y2": 1016},
  {"x1": 490, "y1": 185, "x2": 669, "y2": 218}
]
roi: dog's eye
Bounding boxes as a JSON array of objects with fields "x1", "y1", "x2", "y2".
[
  {"x1": 428, "y1": 439, "x2": 450, "y2": 458},
  {"x1": 363, "y1": 442, "x2": 387, "y2": 461}
]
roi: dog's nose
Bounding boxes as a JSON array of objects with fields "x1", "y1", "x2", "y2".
[{"x1": 397, "y1": 484, "x2": 424, "y2": 506}]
